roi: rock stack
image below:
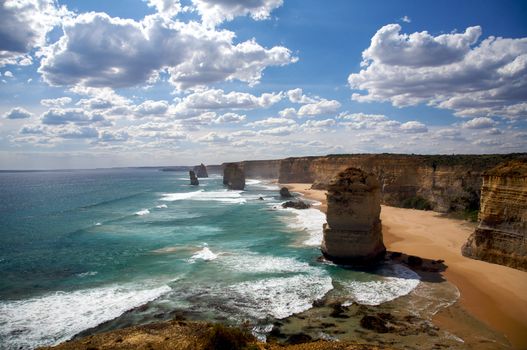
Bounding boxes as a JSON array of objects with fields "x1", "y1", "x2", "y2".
[
  {"x1": 189, "y1": 170, "x2": 199, "y2": 186},
  {"x1": 280, "y1": 187, "x2": 293, "y2": 198},
  {"x1": 321, "y1": 167, "x2": 386, "y2": 264},
  {"x1": 223, "y1": 163, "x2": 245, "y2": 190},
  {"x1": 462, "y1": 161, "x2": 527, "y2": 271},
  {"x1": 194, "y1": 163, "x2": 208, "y2": 178}
]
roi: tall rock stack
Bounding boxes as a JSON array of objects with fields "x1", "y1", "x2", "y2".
[
  {"x1": 321, "y1": 167, "x2": 386, "y2": 264},
  {"x1": 462, "y1": 161, "x2": 527, "y2": 271},
  {"x1": 223, "y1": 163, "x2": 245, "y2": 190},
  {"x1": 189, "y1": 170, "x2": 199, "y2": 185},
  {"x1": 194, "y1": 163, "x2": 209, "y2": 178}
]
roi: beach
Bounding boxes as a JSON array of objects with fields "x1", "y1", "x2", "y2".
[{"x1": 285, "y1": 183, "x2": 527, "y2": 349}]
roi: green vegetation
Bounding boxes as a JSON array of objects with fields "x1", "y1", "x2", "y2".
[
  {"x1": 203, "y1": 323, "x2": 255, "y2": 350},
  {"x1": 401, "y1": 196, "x2": 433, "y2": 211}
]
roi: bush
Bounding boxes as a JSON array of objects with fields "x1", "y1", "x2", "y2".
[
  {"x1": 401, "y1": 196, "x2": 433, "y2": 211},
  {"x1": 203, "y1": 324, "x2": 254, "y2": 350}
]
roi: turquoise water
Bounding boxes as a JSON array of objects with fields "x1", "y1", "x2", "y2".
[{"x1": 0, "y1": 169, "x2": 426, "y2": 349}]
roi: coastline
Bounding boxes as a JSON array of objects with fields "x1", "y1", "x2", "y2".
[{"x1": 285, "y1": 183, "x2": 527, "y2": 350}]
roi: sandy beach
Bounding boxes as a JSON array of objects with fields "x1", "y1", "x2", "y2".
[{"x1": 285, "y1": 183, "x2": 527, "y2": 349}]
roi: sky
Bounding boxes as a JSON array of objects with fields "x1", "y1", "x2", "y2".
[{"x1": 0, "y1": 0, "x2": 526, "y2": 169}]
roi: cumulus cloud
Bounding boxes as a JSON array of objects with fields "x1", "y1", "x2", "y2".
[
  {"x1": 461, "y1": 117, "x2": 496, "y2": 129},
  {"x1": 0, "y1": 0, "x2": 69, "y2": 66},
  {"x1": 134, "y1": 100, "x2": 169, "y2": 117},
  {"x1": 192, "y1": 0, "x2": 283, "y2": 27},
  {"x1": 297, "y1": 99, "x2": 341, "y2": 117},
  {"x1": 4, "y1": 70, "x2": 13, "y2": 78},
  {"x1": 286, "y1": 88, "x2": 317, "y2": 104},
  {"x1": 39, "y1": 13, "x2": 296, "y2": 90},
  {"x1": 56, "y1": 126, "x2": 99, "y2": 139},
  {"x1": 301, "y1": 118, "x2": 336, "y2": 132},
  {"x1": 349, "y1": 24, "x2": 527, "y2": 119},
  {"x1": 214, "y1": 112, "x2": 246, "y2": 123},
  {"x1": 40, "y1": 97, "x2": 72, "y2": 107},
  {"x1": 41, "y1": 108, "x2": 105, "y2": 125},
  {"x1": 99, "y1": 130, "x2": 129, "y2": 142},
  {"x1": 278, "y1": 107, "x2": 297, "y2": 118},
  {"x1": 197, "y1": 131, "x2": 231, "y2": 143},
  {"x1": 400, "y1": 121, "x2": 428, "y2": 133},
  {"x1": 246, "y1": 117, "x2": 295, "y2": 127},
  {"x1": 4, "y1": 107, "x2": 33, "y2": 119},
  {"x1": 146, "y1": 0, "x2": 181, "y2": 17}
]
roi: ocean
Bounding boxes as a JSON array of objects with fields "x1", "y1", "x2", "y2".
[{"x1": 0, "y1": 169, "x2": 459, "y2": 349}]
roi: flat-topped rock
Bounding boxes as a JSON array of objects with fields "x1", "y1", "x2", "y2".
[
  {"x1": 223, "y1": 163, "x2": 245, "y2": 190},
  {"x1": 321, "y1": 167, "x2": 386, "y2": 264}
]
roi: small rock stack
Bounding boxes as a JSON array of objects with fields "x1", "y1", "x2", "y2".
[
  {"x1": 189, "y1": 170, "x2": 199, "y2": 186},
  {"x1": 194, "y1": 163, "x2": 208, "y2": 178},
  {"x1": 321, "y1": 167, "x2": 386, "y2": 264}
]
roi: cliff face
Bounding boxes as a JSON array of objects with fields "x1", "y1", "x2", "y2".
[
  {"x1": 278, "y1": 154, "x2": 526, "y2": 212},
  {"x1": 240, "y1": 159, "x2": 281, "y2": 179},
  {"x1": 462, "y1": 161, "x2": 527, "y2": 270},
  {"x1": 223, "y1": 163, "x2": 245, "y2": 190},
  {"x1": 193, "y1": 163, "x2": 208, "y2": 178},
  {"x1": 321, "y1": 167, "x2": 385, "y2": 264}
]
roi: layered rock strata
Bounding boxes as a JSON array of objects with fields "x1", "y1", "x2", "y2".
[
  {"x1": 223, "y1": 163, "x2": 245, "y2": 190},
  {"x1": 321, "y1": 167, "x2": 386, "y2": 264},
  {"x1": 189, "y1": 170, "x2": 199, "y2": 185},
  {"x1": 194, "y1": 163, "x2": 208, "y2": 178},
  {"x1": 462, "y1": 161, "x2": 527, "y2": 270}
]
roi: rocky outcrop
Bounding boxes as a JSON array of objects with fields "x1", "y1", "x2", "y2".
[
  {"x1": 282, "y1": 200, "x2": 310, "y2": 209},
  {"x1": 189, "y1": 170, "x2": 199, "y2": 185},
  {"x1": 321, "y1": 167, "x2": 386, "y2": 264},
  {"x1": 193, "y1": 163, "x2": 208, "y2": 178},
  {"x1": 223, "y1": 163, "x2": 245, "y2": 190},
  {"x1": 462, "y1": 161, "x2": 527, "y2": 271},
  {"x1": 280, "y1": 187, "x2": 293, "y2": 198},
  {"x1": 278, "y1": 154, "x2": 526, "y2": 213}
]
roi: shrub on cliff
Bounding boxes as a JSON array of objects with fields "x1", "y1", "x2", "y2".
[
  {"x1": 401, "y1": 196, "x2": 433, "y2": 211},
  {"x1": 204, "y1": 323, "x2": 255, "y2": 350}
]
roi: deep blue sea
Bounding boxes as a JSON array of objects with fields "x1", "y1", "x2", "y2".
[{"x1": 0, "y1": 168, "x2": 431, "y2": 349}]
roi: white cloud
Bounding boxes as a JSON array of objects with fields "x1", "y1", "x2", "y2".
[
  {"x1": 41, "y1": 108, "x2": 106, "y2": 125},
  {"x1": 286, "y1": 88, "x2": 317, "y2": 104},
  {"x1": 246, "y1": 117, "x2": 295, "y2": 127},
  {"x1": 192, "y1": 0, "x2": 283, "y2": 27},
  {"x1": 39, "y1": 13, "x2": 296, "y2": 90},
  {"x1": 278, "y1": 107, "x2": 297, "y2": 118},
  {"x1": 134, "y1": 100, "x2": 169, "y2": 117},
  {"x1": 301, "y1": 118, "x2": 336, "y2": 132},
  {"x1": 400, "y1": 16, "x2": 411, "y2": 23},
  {"x1": 40, "y1": 97, "x2": 72, "y2": 107},
  {"x1": 4, "y1": 70, "x2": 13, "y2": 78},
  {"x1": 349, "y1": 24, "x2": 527, "y2": 120},
  {"x1": 0, "y1": 0, "x2": 69, "y2": 66},
  {"x1": 258, "y1": 125, "x2": 296, "y2": 136},
  {"x1": 214, "y1": 112, "x2": 246, "y2": 123},
  {"x1": 56, "y1": 125, "x2": 99, "y2": 139},
  {"x1": 400, "y1": 121, "x2": 428, "y2": 133},
  {"x1": 197, "y1": 131, "x2": 231, "y2": 143},
  {"x1": 461, "y1": 117, "x2": 496, "y2": 129},
  {"x1": 99, "y1": 130, "x2": 129, "y2": 142},
  {"x1": 297, "y1": 99, "x2": 341, "y2": 117},
  {"x1": 4, "y1": 107, "x2": 33, "y2": 119},
  {"x1": 146, "y1": 0, "x2": 181, "y2": 17}
]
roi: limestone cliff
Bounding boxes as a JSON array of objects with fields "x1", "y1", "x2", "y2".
[
  {"x1": 278, "y1": 154, "x2": 526, "y2": 213},
  {"x1": 223, "y1": 163, "x2": 245, "y2": 190},
  {"x1": 462, "y1": 161, "x2": 527, "y2": 271},
  {"x1": 193, "y1": 163, "x2": 208, "y2": 178},
  {"x1": 321, "y1": 167, "x2": 386, "y2": 264},
  {"x1": 189, "y1": 170, "x2": 199, "y2": 186}
]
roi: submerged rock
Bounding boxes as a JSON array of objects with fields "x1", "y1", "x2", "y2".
[
  {"x1": 280, "y1": 187, "x2": 293, "y2": 198},
  {"x1": 321, "y1": 167, "x2": 386, "y2": 265},
  {"x1": 223, "y1": 163, "x2": 245, "y2": 190},
  {"x1": 194, "y1": 163, "x2": 209, "y2": 178},
  {"x1": 282, "y1": 200, "x2": 311, "y2": 209},
  {"x1": 189, "y1": 170, "x2": 199, "y2": 186}
]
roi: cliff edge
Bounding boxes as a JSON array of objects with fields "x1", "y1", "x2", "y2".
[{"x1": 462, "y1": 160, "x2": 527, "y2": 271}]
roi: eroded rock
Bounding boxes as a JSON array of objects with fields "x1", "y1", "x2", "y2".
[
  {"x1": 189, "y1": 170, "x2": 199, "y2": 186},
  {"x1": 223, "y1": 163, "x2": 245, "y2": 190}
]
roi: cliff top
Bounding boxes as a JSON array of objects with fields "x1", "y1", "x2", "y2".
[
  {"x1": 485, "y1": 160, "x2": 527, "y2": 177},
  {"x1": 328, "y1": 167, "x2": 379, "y2": 192}
]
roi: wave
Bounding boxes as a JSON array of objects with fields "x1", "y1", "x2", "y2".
[
  {"x1": 135, "y1": 209, "x2": 150, "y2": 216},
  {"x1": 188, "y1": 246, "x2": 218, "y2": 262},
  {"x1": 246, "y1": 179, "x2": 280, "y2": 191},
  {"x1": 340, "y1": 264, "x2": 420, "y2": 306},
  {"x1": 76, "y1": 271, "x2": 98, "y2": 278},
  {"x1": 160, "y1": 190, "x2": 246, "y2": 204},
  {"x1": 278, "y1": 206, "x2": 326, "y2": 246},
  {"x1": 0, "y1": 284, "x2": 171, "y2": 349},
  {"x1": 155, "y1": 204, "x2": 168, "y2": 209}
]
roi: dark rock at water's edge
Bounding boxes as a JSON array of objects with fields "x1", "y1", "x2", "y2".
[
  {"x1": 280, "y1": 187, "x2": 293, "y2": 198},
  {"x1": 189, "y1": 170, "x2": 199, "y2": 185},
  {"x1": 282, "y1": 200, "x2": 311, "y2": 209},
  {"x1": 193, "y1": 163, "x2": 209, "y2": 178},
  {"x1": 223, "y1": 163, "x2": 245, "y2": 190},
  {"x1": 321, "y1": 167, "x2": 386, "y2": 265}
]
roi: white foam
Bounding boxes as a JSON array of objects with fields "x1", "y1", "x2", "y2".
[
  {"x1": 188, "y1": 247, "x2": 218, "y2": 262},
  {"x1": 135, "y1": 209, "x2": 150, "y2": 216},
  {"x1": 341, "y1": 264, "x2": 420, "y2": 306},
  {"x1": 246, "y1": 179, "x2": 280, "y2": 191},
  {"x1": 160, "y1": 190, "x2": 246, "y2": 204},
  {"x1": 94, "y1": 222, "x2": 102, "y2": 226},
  {"x1": 0, "y1": 284, "x2": 171, "y2": 349},
  {"x1": 222, "y1": 253, "x2": 315, "y2": 274},
  {"x1": 155, "y1": 204, "x2": 168, "y2": 209},
  {"x1": 76, "y1": 271, "x2": 98, "y2": 278},
  {"x1": 280, "y1": 207, "x2": 326, "y2": 246}
]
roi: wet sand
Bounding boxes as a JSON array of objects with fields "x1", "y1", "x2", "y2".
[{"x1": 285, "y1": 183, "x2": 527, "y2": 349}]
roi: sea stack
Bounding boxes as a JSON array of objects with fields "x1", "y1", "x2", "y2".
[
  {"x1": 462, "y1": 161, "x2": 527, "y2": 271},
  {"x1": 189, "y1": 170, "x2": 199, "y2": 186},
  {"x1": 223, "y1": 163, "x2": 245, "y2": 190},
  {"x1": 321, "y1": 167, "x2": 386, "y2": 264},
  {"x1": 194, "y1": 163, "x2": 208, "y2": 178}
]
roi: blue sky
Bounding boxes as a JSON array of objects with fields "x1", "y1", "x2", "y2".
[{"x1": 1, "y1": 0, "x2": 526, "y2": 169}]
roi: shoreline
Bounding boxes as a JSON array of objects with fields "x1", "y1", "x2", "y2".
[{"x1": 285, "y1": 183, "x2": 527, "y2": 350}]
